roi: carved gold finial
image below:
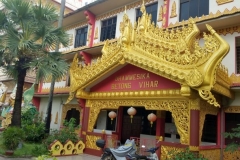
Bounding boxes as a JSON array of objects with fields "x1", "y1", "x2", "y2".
[
  {"x1": 125, "y1": 6, "x2": 127, "y2": 14},
  {"x1": 206, "y1": 24, "x2": 216, "y2": 34},
  {"x1": 158, "y1": 5, "x2": 163, "y2": 22},
  {"x1": 170, "y1": 1, "x2": 177, "y2": 18}
]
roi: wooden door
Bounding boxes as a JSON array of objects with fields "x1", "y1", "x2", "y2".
[{"x1": 121, "y1": 115, "x2": 142, "y2": 143}]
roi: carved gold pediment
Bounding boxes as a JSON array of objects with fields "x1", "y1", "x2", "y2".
[{"x1": 67, "y1": 2, "x2": 231, "y2": 107}]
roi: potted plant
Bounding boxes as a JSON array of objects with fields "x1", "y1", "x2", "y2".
[{"x1": 2, "y1": 126, "x2": 24, "y2": 155}]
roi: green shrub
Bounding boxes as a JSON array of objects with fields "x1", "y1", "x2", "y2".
[
  {"x1": 2, "y1": 127, "x2": 25, "y2": 150},
  {"x1": 21, "y1": 106, "x2": 46, "y2": 142},
  {"x1": 167, "y1": 148, "x2": 208, "y2": 160},
  {"x1": 31, "y1": 144, "x2": 49, "y2": 157},
  {"x1": 43, "y1": 118, "x2": 80, "y2": 148}
]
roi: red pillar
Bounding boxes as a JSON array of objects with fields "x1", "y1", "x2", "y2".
[
  {"x1": 156, "y1": 111, "x2": 165, "y2": 139},
  {"x1": 162, "y1": 0, "x2": 170, "y2": 28},
  {"x1": 84, "y1": 10, "x2": 95, "y2": 47},
  {"x1": 80, "y1": 51, "x2": 92, "y2": 65},
  {"x1": 116, "y1": 106, "x2": 123, "y2": 141},
  {"x1": 190, "y1": 110, "x2": 200, "y2": 151},
  {"x1": 32, "y1": 97, "x2": 40, "y2": 110},
  {"x1": 156, "y1": 111, "x2": 165, "y2": 159},
  {"x1": 217, "y1": 110, "x2": 221, "y2": 146},
  {"x1": 78, "y1": 98, "x2": 89, "y2": 142}
]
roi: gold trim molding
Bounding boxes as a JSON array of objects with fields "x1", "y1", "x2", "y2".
[
  {"x1": 41, "y1": 86, "x2": 70, "y2": 93},
  {"x1": 75, "y1": 89, "x2": 182, "y2": 99},
  {"x1": 168, "y1": 6, "x2": 240, "y2": 28},
  {"x1": 189, "y1": 145, "x2": 199, "y2": 151},
  {"x1": 86, "y1": 99, "x2": 190, "y2": 144},
  {"x1": 216, "y1": 0, "x2": 234, "y2": 5},
  {"x1": 225, "y1": 106, "x2": 240, "y2": 113},
  {"x1": 230, "y1": 73, "x2": 240, "y2": 84}
]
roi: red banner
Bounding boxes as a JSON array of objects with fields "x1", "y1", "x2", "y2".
[{"x1": 90, "y1": 64, "x2": 180, "y2": 92}]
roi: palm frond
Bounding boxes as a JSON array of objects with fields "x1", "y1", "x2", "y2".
[
  {"x1": 25, "y1": 52, "x2": 69, "y2": 83},
  {"x1": 32, "y1": 1, "x2": 58, "y2": 25}
]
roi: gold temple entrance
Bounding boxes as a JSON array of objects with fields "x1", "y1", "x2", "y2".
[{"x1": 67, "y1": 1, "x2": 232, "y2": 159}]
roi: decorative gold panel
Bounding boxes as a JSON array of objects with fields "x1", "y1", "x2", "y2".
[
  {"x1": 223, "y1": 150, "x2": 240, "y2": 159},
  {"x1": 230, "y1": 73, "x2": 240, "y2": 84},
  {"x1": 157, "y1": 5, "x2": 163, "y2": 22},
  {"x1": 225, "y1": 106, "x2": 240, "y2": 113},
  {"x1": 86, "y1": 135, "x2": 102, "y2": 150},
  {"x1": 216, "y1": 0, "x2": 234, "y2": 5},
  {"x1": 200, "y1": 149, "x2": 220, "y2": 160},
  {"x1": 161, "y1": 145, "x2": 185, "y2": 160},
  {"x1": 87, "y1": 99, "x2": 190, "y2": 144},
  {"x1": 170, "y1": 1, "x2": 177, "y2": 18}
]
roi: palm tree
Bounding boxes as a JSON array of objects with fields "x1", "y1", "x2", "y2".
[{"x1": 0, "y1": 0, "x2": 69, "y2": 127}]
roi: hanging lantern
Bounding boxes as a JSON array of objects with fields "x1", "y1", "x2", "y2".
[
  {"x1": 108, "y1": 111, "x2": 117, "y2": 124},
  {"x1": 147, "y1": 113, "x2": 157, "y2": 127},
  {"x1": 127, "y1": 107, "x2": 137, "y2": 123}
]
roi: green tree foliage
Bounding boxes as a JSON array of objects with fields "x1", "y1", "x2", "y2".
[
  {"x1": 0, "y1": 0, "x2": 69, "y2": 127},
  {"x1": 224, "y1": 124, "x2": 240, "y2": 152}
]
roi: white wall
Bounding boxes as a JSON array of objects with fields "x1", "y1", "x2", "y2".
[
  {"x1": 39, "y1": 96, "x2": 78, "y2": 130},
  {"x1": 221, "y1": 32, "x2": 240, "y2": 75},
  {"x1": 96, "y1": 110, "x2": 107, "y2": 130},
  {"x1": 209, "y1": 0, "x2": 240, "y2": 14},
  {"x1": 42, "y1": 81, "x2": 67, "y2": 89}
]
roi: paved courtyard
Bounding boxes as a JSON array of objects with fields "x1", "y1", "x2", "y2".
[{"x1": 0, "y1": 154, "x2": 99, "y2": 160}]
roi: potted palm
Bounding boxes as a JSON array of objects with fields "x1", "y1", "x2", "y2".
[{"x1": 2, "y1": 126, "x2": 24, "y2": 155}]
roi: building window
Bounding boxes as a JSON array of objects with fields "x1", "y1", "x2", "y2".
[
  {"x1": 179, "y1": 0, "x2": 209, "y2": 21},
  {"x1": 136, "y1": 2, "x2": 158, "y2": 25},
  {"x1": 74, "y1": 26, "x2": 88, "y2": 48},
  {"x1": 100, "y1": 17, "x2": 117, "y2": 41},
  {"x1": 236, "y1": 37, "x2": 240, "y2": 73}
]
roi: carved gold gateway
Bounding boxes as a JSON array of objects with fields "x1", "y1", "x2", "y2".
[
  {"x1": 86, "y1": 99, "x2": 190, "y2": 145},
  {"x1": 61, "y1": 104, "x2": 82, "y2": 133},
  {"x1": 67, "y1": 1, "x2": 231, "y2": 107}
]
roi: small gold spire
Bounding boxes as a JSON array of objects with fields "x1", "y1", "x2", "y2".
[{"x1": 125, "y1": 6, "x2": 127, "y2": 14}]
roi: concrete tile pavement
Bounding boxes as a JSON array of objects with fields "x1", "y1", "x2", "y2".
[{"x1": 0, "y1": 154, "x2": 100, "y2": 160}]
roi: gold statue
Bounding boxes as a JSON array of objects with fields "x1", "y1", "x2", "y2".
[
  {"x1": 157, "y1": 5, "x2": 163, "y2": 22},
  {"x1": 170, "y1": 1, "x2": 177, "y2": 18}
]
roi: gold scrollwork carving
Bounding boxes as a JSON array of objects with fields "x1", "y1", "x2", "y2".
[
  {"x1": 225, "y1": 106, "x2": 240, "y2": 113},
  {"x1": 189, "y1": 98, "x2": 200, "y2": 110},
  {"x1": 200, "y1": 149, "x2": 221, "y2": 160},
  {"x1": 189, "y1": 145, "x2": 199, "y2": 151},
  {"x1": 185, "y1": 69, "x2": 203, "y2": 87},
  {"x1": 157, "y1": 5, "x2": 163, "y2": 22},
  {"x1": 216, "y1": 0, "x2": 234, "y2": 5},
  {"x1": 199, "y1": 90, "x2": 220, "y2": 107},
  {"x1": 87, "y1": 99, "x2": 190, "y2": 144},
  {"x1": 161, "y1": 145, "x2": 185, "y2": 160},
  {"x1": 170, "y1": 1, "x2": 177, "y2": 18},
  {"x1": 86, "y1": 135, "x2": 102, "y2": 150},
  {"x1": 223, "y1": 150, "x2": 240, "y2": 159}
]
